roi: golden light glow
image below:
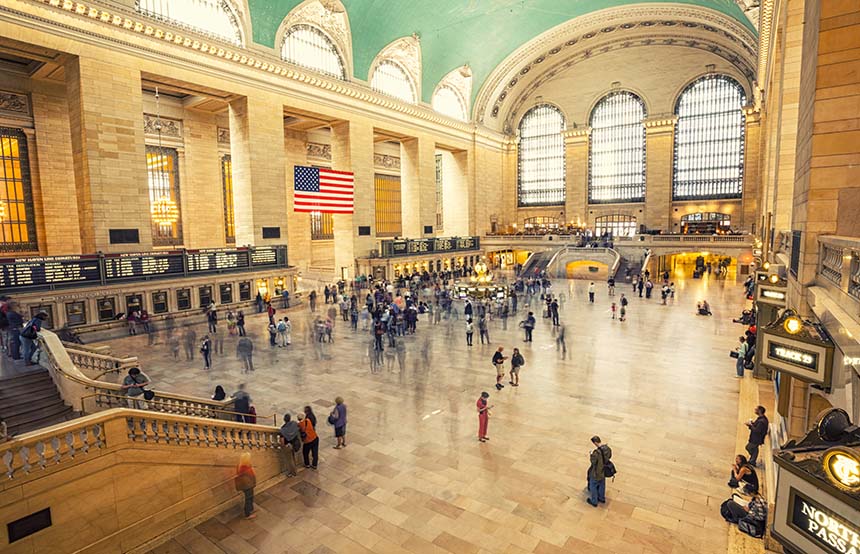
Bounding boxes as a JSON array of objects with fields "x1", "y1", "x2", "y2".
[
  {"x1": 763, "y1": 262, "x2": 771, "y2": 270},
  {"x1": 769, "y1": 274, "x2": 780, "y2": 284},
  {"x1": 783, "y1": 316, "x2": 803, "y2": 335},
  {"x1": 150, "y1": 196, "x2": 179, "y2": 226},
  {"x1": 823, "y1": 448, "x2": 860, "y2": 492}
]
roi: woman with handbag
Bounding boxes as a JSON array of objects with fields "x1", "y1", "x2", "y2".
[
  {"x1": 235, "y1": 452, "x2": 257, "y2": 520},
  {"x1": 298, "y1": 412, "x2": 319, "y2": 469},
  {"x1": 330, "y1": 397, "x2": 347, "y2": 449},
  {"x1": 734, "y1": 336, "x2": 749, "y2": 378}
]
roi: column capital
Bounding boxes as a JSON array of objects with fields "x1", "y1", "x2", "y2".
[
  {"x1": 643, "y1": 115, "x2": 677, "y2": 135},
  {"x1": 743, "y1": 104, "x2": 761, "y2": 123}
]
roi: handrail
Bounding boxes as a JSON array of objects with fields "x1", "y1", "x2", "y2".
[
  {"x1": 34, "y1": 329, "x2": 236, "y2": 419},
  {"x1": 62, "y1": 341, "x2": 111, "y2": 355},
  {"x1": 79, "y1": 392, "x2": 277, "y2": 425}
]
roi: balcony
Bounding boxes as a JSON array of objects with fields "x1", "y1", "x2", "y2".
[{"x1": 815, "y1": 236, "x2": 860, "y2": 301}]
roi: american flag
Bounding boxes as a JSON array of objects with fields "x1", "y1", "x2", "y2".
[{"x1": 293, "y1": 166, "x2": 355, "y2": 213}]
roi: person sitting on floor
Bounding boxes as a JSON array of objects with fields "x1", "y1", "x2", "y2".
[
  {"x1": 697, "y1": 300, "x2": 712, "y2": 316},
  {"x1": 727, "y1": 454, "x2": 759, "y2": 494},
  {"x1": 720, "y1": 489, "x2": 767, "y2": 539}
]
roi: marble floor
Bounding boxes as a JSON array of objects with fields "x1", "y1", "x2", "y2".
[{"x1": 119, "y1": 274, "x2": 750, "y2": 554}]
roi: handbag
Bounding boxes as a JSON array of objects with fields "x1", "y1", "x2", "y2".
[
  {"x1": 234, "y1": 471, "x2": 256, "y2": 492},
  {"x1": 730, "y1": 351, "x2": 740, "y2": 359},
  {"x1": 738, "y1": 516, "x2": 765, "y2": 538},
  {"x1": 21, "y1": 323, "x2": 38, "y2": 340},
  {"x1": 143, "y1": 389, "x2": 155, "y2": 401}
]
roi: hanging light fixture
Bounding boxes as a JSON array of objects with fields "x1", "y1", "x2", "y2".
[{"x1": 150, "y1": 86, "x2": 179, "y2": 228}]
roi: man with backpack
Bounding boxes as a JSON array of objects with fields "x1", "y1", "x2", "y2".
[
  {"x1": 587, "y1": 435, "x2": 614, "y2": 507},
  {"x1": 521, "y1": 311, "x2": 536, "y2": 342},
  {"x1": 20, "y1": 311, "x2": 48, "y2": 365},
  {"x1": 279, "y1": 413, "x2": 300, "y2": 477}
]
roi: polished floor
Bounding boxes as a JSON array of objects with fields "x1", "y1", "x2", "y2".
[{"x1": 122, "y1": 273, "x2": 749, "y2": 554}]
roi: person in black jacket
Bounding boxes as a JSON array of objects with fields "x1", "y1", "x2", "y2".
[{"x1": 745, "y1": 406, "x2": 769, "y2": 467}]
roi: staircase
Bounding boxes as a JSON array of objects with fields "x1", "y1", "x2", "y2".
[
  {"x1": 0, "y1": 369, "x2": 76, "y2": 437},
  {"x1": 520, "y1": 250, "x2": 555, "y2": 277}
]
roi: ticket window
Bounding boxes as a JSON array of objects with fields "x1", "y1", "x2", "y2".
[
  {"x1": 97, "y1": 297, "x2": 117, "y2": 322},
  {"x1": 199, "y1": 286, "x2": 213, "y2": 308},
  {"x1": 125, "y1": 294, "x2": 143, "y2": 316},
  {"x1": 28, "y1": 305, "x2": 54, "y2": 329},
  {"x1": 239, "y1": 281, "x2": 251, "y2": 302},
  {"x1": 273, "y1": 277, "x2": 285, "y2": 296},
  {"x1": 219, "y1": 283, "x2": 233, "y2": 304},
  {"x1": 65, "y1": 301, "x2": 87, "y2": 326},
  {"x1": 255, "y1": 279, "x2": 269, "y2": 299},
  {"x1": 151, "y1": 291, "x2": 169, "y2": 314},
  {"x1": 176, "y1": 288, "x2": 192, "y2": 311}
]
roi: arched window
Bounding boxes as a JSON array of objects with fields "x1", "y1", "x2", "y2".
[
  {"x1": 371, "y1": 61, "x2": 416, "y2": 104},
  {"x1": 0, "y1": 127, "x2": 38, "y2": 252},
  {"x1": 517, "y1": 104, "x2": 565, "y2": 207},
  {"x1": 673, "y1": 75, "x2": 746, "y2": 200},
  {"x1": 594, "y1": 214, "x2": 637, "y2": 238},
  {"x1": 588, "y1": 91, "x2": 646, "y2": 204},
  {"x1": 432, "y1": 86, "x2": 467, "y2": 121},
  {"x1": 137, "y1": 0, "x2": 243, "y2": 45},
  {"x1": 281, "y1": 25, "x2": 345, "y2": 80}
]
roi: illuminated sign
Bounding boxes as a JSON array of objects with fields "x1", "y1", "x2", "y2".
[
  {"x1": 789, "y1": 491, "x2": 860, "y2": 554},
  {"x1": 823, "y1": 448, "x2": 860, "y2": 493},
  {"x1": 763, "y1": 290, "x2": 786, "y2": 300},
  {"x1": 769, "y1": 342, "x2": 818, "y2": 370}
]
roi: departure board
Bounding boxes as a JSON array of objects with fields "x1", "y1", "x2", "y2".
[
  {"x1": 0, "y1": 255, "x2": 101, "y2": 291},
  {"x1": 187, "y1": 249, "x2": 251, "y2": 274},
  {"x1": 251, "y1": 247, "x2": 279, "y2": 267},
  {"x1": 103, "y1": 252, "x2": 184, "y2": 281}
]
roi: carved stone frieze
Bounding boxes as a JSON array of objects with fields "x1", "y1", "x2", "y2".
[
  {"x1": 374, "y1": 153, "x2": 400, "y2": 171},
  {"x1": 217, "y1": 126, "x2": 230, "y2": 144},
  {"x1": 143, "y1": 114, "x2": 183, "y2": 139},
  {"x1": 0, "y1": 91, "x2": 30, "y2": 117},
  {"x1": 306, "y1": 142, "x2": 331, "y2": 161}
]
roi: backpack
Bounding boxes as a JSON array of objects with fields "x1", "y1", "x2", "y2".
[
  {"x1": 738, "y1": 517, "x2": 765, "y2": 538},
  {"x1": 21, "y1": 321, "x2": 38, "y2": 340},
  {"x1": 599, "y1": 446, "x2": 617, "y2": 479},
  {"x1": 277, "y1": 321, "x2": 287, "y2": 332}
]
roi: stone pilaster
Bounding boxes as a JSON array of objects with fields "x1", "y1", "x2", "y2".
[
  {"x1": 643, "y1": 116, "x2": 676, "y2": 231},
  {"x1": 182, "y1": 110, "x2": 222, "y2": 248},
  {"x1": 65, "y1": 56, "x2": 150, "y2": 252},
  {"x1": 400, "y1": 136, "x2": 436, "y2": 237},
  {"x1": 30, "y1": 82, "x2": 82, "y2": 255},
  {"x1": 228, "y1": 96, "x2": 287, "y2": 247},
  {"x1": 742, "y1": 108, "x2": 761, "y2": 233},
  {"x1": 440, "y1": 149, "x2": 470, "y2": 236},
  {"x1": 330, "y1": 120, "x2": 374, "y2": 278},
  {"x1": 563, "y1": 128, "x2": 589, "y2": 227},
  {"x1": 284, "y1": 128, "x2": 310, "y2": 271}
]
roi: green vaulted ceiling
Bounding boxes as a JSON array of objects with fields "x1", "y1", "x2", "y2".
[{"x1": 247, "y1": 0, "x2": 756, "y2": 104}]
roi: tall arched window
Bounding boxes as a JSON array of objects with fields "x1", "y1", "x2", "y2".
[
  {"x1": 517, "y1": 104, "x2": 565, "y2": 206},
  {"x1": 594, "y1": 214, "x2": 637, "y2": 238},
  {"x1": 281, "y1": 25, "x2": 345, "y2": 79},
  {"x1": 370, "y1": 61, "x2": 416, "y2": 104},
  {"x1": 673, "y1": 75, "x2": 746, "y2": 200},
  {"x1": 432, "y1": 86, "x2": 467, "y2": 121},
  {"x1": 588, "y1": 91, "x2": 646, "y2": 204},
  {"x1": 137, "y1": 0, "x2": 243, "y2": 45}
]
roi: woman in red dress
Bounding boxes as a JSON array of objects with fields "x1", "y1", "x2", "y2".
[{"x1": 477, "y1": 392, "x2": 492, "y2": 442}]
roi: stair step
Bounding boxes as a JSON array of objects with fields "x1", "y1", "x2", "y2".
[
  {"x1": 0, "y1": 369, "x2": 51, "y2": 386},
  {"x1": 10, "y1": 410, "x2": 79, "y2": 437},
  {"x1": 0, "y1": 395, "x2": 68, "y2": 419},
  {"x1": 0, "y1": 388, "x2": 61, "y2": 410},
  {"x1": 4, "y1": 402, "x2": 72, "y2": 428},
  {"x1": 0, "y1": 380, "x2": 57, "y2": 396}
]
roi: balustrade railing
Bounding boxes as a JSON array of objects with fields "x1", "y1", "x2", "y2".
[
  {"x1": 815, "y1": 237, "x2": 860, "y2": 303},
  {"x1": 0, "y1": 409, "x2": 280, "y2": 481},
  {"x1": 35, "y1": 330, "x2": 235, "y2": 419},
  {"x1": 483, "y1": 233, "x2": 752, "y2": 245},
  {"x1": 66, "y1": 348, "x2": 138, "y2": 380}
]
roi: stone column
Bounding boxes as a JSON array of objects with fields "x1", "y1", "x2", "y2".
[
  {"x1": 400, "y1": 136, "x2": 436, "y2": 237},
  {"x1": 643, "y1": 116, "x2": 676, "y2": 232},
  {"x1": 563, "y1": 128, "x2": 589, "y2": 227},
  {"x1": 65, "y1": 56, "x2": 149, "y2": 252},
  {"x1": 330, "y1": 120, "x2": 374, "y2": 279},
  {"x1": 228, "y1": 95, "x2": 287, "y2": 247},
  {"x1": 30, "y1": 83, "x2": 82, "y2": 255},
  {"x1": 441, "y1": 149, "x2": 470, "y2": 236},
  {"x1": 182, "y1": 110, "x2": 222, "y2": 248},
  {"x1": 284, "y1": 128, "x2": 310, "y2": 271},
  {"x1": 741, "y1": 108, "x2": 761, "y2": 233}
]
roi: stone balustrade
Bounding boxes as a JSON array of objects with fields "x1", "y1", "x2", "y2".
[
  {"x1": 36, "y1": 329, "x2": 236, "y2": 418},
  {"x1": 815, "y1": 236, "x2": 860, "y2": 302},
  {"x1": 65, "y1": 347, "x2": 138, "y2": 380}
]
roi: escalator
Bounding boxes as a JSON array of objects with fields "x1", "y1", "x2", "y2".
[{"x1": 519, "y1": 250, "x2": 555, "y2": 277}]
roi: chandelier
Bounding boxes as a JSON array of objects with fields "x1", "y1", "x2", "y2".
[{"x1": 151, "y1": 195, "x2": 179, "y2": 226}]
